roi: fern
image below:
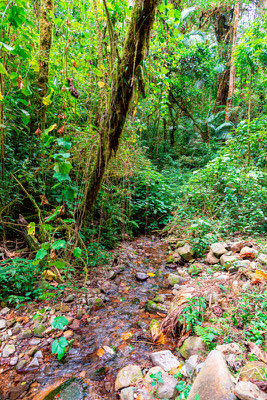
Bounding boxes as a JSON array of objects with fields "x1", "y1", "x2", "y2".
[{"x1": 194, "y1": 325, "x2": 220, "y2": 350}]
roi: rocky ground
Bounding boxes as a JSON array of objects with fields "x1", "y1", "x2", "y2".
[{"x1": 0, "y1": 236, "x2": 266, "y2": 400}]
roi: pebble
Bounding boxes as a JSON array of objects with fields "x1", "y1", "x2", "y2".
[
  {"x1": 0, "y1": 307, "x2": 10, "y2": 315},
  {"x1": 10, "y1": 356, "x2": 18, "y2": 366},
  {"x1": 28, "y1": 357, "x2": 40, "y2": 368},
  {"x1": 135, "y1": 272, "x2": 148, "y2": 281},
  {"x1": 29, "y1": 338, "x2": 41, "y2": 346},
  {"x1": 2, "y1": 344, "x2": 16, "y2": 357},
  {"x1": 0, "y1": 319, "x2": 6, "y2": 330}
]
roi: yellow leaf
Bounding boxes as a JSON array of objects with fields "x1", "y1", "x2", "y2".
[
  {"x1": 96, "y1": 348, "x2": 104, "y2": 358},
  {"x1": 97, "y1": 81, "x2": 104, "y2": 88},
  {"x1": 133, "y1": 107, "x2": 137, "y2": 116},
  {"x1": 169, "y1": 366, "x2": 182, "y2": 375},
  {"x1": 150, "y1": 319, "x2": 160, "y2": 342},
  {"x1": 0, "y1": 92, "x2": 3, "y2": 101},
  {"x1": 156, "y1": 331, "x2": 168, "y2": 345},
  {"x1": 252, "y1": 269, "x2": 267, "y2": 283},
  {"x1": 42, "y1": 269, "x2": 57, "y2": 281},
  {"x1": 147, "y1": 273, "x2": 155, "y2": 277},
  {"x1": 121, "y1": 331, "x2": 134, "y2": 340}
]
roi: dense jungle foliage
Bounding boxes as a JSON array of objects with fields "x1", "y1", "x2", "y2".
[{"x1": 0, "y1": 0, "x2": 266, "y2": 295}]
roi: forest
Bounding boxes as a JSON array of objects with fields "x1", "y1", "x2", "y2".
[{"x1": 0, "y1": 0, "x2": 266, "y2": 399}]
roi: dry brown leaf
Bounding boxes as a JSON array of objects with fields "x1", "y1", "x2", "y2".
[
  {"x1": 248, "y1": 342, "x2": 267, "y2": 364},
  {"x1": 251, "y1": 270, "x2": 267, "y2": 284}
]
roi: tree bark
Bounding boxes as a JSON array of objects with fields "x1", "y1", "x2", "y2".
[
  {"x1": 36, "y1": 0, "x2": 54, "y2": 129},
  {"x1": 225, "y1": 1, "x2": 239, "y2": 121},
  {"x1": 82, "y1": 0, "x2": 159, "y2": 215}
]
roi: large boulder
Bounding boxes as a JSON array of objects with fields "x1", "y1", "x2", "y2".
[
  {"x1": 150, "y1": 350, "x2": 180, "y2": 372},
  {"x1": 239, "y1": 361, "x2": 267, "y2": 381},
  {"x1": 177, "y1": 244, "x2": 194, "y2": 261},
  {"x1": 231, "y1": 242, "x2": 244, "y2": 253},
  {"x1": 179, "y1": 336, "x2": 207, "y2": 359},
  {"x1": 187, "y1": 350, "x2": 236, "y2": 400},
  {"x1": 234, "y1": 381, "x2": 267, "y2": 400},
  {"x1": 120, "y1": 387, "x2": 135, "y2": 400},
  {"x1": 211, "y1": 243, "x2": 227, "y2": 258},
  {"x1": 115, "y1": 365, "x2": 142, "y2": 391},
  {"x1": 220, "y1": 255, "x2": 240, "y2": 269},
  {"x1": 216, "y1": 343, "x2": 242, "y2": 355},
  {"x1": 144, "y1": 366, "x2": 178, "y2": 399}
]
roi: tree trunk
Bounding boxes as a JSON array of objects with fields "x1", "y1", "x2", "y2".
[
  {"x1": 36, "y1": 0, "x2": 54, "y2": 130},
  {"x1": 225, "y1": 1, "x2": 239, "y2": 121},
  {"x1": 213, "y1": 7, "x2": 233, "y2": 112},
  {"x1": 82, "y1": 0, "x2": 159, "y2": 216}
]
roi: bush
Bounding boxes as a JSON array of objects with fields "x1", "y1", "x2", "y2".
[{"x1": 0, "y1": 258, "x2": 42, "y2": 304}]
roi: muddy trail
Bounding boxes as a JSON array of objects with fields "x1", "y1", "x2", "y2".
[{"x1": 0, "y1": 237, "x2": 179, "y2": 399}]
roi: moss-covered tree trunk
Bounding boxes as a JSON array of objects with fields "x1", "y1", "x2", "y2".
[
  {"x1": 36, "y1": 0, "x2": 54, "y2": 129},
  {"x1": 82, "y1": 0, "x2": 159, "y2": 215}
]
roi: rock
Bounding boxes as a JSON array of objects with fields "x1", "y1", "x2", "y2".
[
  {"x1": 63, "y1": 330, "x2": 74, "y2": 339},
  {"x1": 34, "y1": 378, "x2": 90, "y2": 400},
  {"x1": 187, "y1": 350, "x2": 236, "y2": 400},
  {"x1": 188, "y1": 263, "x2": 203, "y2": 276},
  {"x1": 206, "y1": 251, "x2": 220, "y2": 264},
  {"x1": 28, "y1": 357, "x2": 39, "y2": 368},
  {"x1": 12, "y1": 322, "x2": 21, "y2": 334},
  {"x1": 257, "y1": 253, "x2": 267, "y2": 266},
  {"x1": 234, "y1": 381, "x2": 267, "y2": 400},
  {"x1": 64, "y1": 293, "x2": 75, "y2": 303},
  {"x1": 135, "y1": 272, "x2": 148, "y2": 282},
  {"x1": 10, "y1": 356, "x2": 18, "y2": 366},
  {"x1": 34, "y1": 350, "x2": 43, "y2": 358},
  {"x1": 185, "y1": 355, "x2": 199, "y2": 377},
  {"x1": 144, "y1": 366, "x2": 178, "y2": 399},
  {"x1": 120, "y1": 387, "x2": 135, "y2": 400},
  {"x1": 240, "y1": 246, "x2": 258, "y2": 259},
  {"x1": 153, "y1": 295, "x2": 165, "y2": 303},
  {"x1": 15, "y1": 360, "x2": 27, "y2": 372},
  {"x1": 29, "y1": 338, "x2": 41, "y2": 346},
  {"x1": 231, "y1": 242, "x2": 244, "y2": 253},
  {"x1": 216, "y1": 343, "x2": 242, "y2": 355},
  {"x1": 239, "y1": 361, "x2": 267, "y2": 381},
  {"x1": 150, "y1": 350, "x2": 180, "y2": 372},
  {"x1": 94, "y1": 298, "x2": 105, "y2": 310},
  {"x1": 7, "y1": 318, "x2": 16, "y2": 328},
  {"x1": 204, "y1": 291, "x2": 217, "y2": 304},
  {"x1": 145, "y1": 301, "x2": 167, "y2": 314},
  {"x1": 34, "y1": 323, "x2": 46, "y2": 337},
  {"x1": 179, "y1": 336, "x2": 207, "y2": 359},
  {"x1": 172, "y1": 251, "x2": 182, "y2": 263},
  {"x1": 2, "y1": 344, "x2": 16, "y2": 357},
  {"x1": 19, "y1": 328, "x2": 33, "y2": 339},
  {"x1": 168, "y1": 273, "x2": 187, "y2": 286},
  {"x1": 115, "y1": 365, "x2": 142, "y2": 391},
  {"x1": 107, "y1": 270, "x2": 117, "y2": 280},
  {"x1": 211, "y1": 242, "x2": 227, "y2": 258},
  {"x1": 178, "y1": 244, "x2": 194, "y2": 261},
  {"x1": 0, "y1": 319, "x2": 6, "y2": 329},
  {"x1": 220, "y1": 254, "x2": 240, "y2": 268},
  {"x1": 69, "y1": 319, "x2": 80, "y2": 330},
  {"x1": 0, "y1": 307, "x2": 10, "y2": 315}
]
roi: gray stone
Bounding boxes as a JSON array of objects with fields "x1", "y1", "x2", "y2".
[
  {"x1": 34, "y1": 350, "x2": 43, "y2": 358},
  {"x1": 234, "y1": 381, "x2": 267, "y2": 400},
  {"x1": 206, "y1": 251, "x2": 220, "y2": 264},
  {"x1": 185, "y1": 355, "x2": 199, "y2": 377},
  {"x1": 153, "y1": 295, "x2": 165, "y2": 303},
  {"x1": 240, "y1": 246, "x2": 258, "y2": 259},
  {"x1": 168, "y1": 273, "x2": 187, "y2": 286},
  {"x1": 187, "y1": 350, "x2": 236, "y2": 400},
  {"x1": 10, "y1": 356, "x2": 18, "y2": 366},
  {"x1": 19, "y1": 329, "x2": 33, "y2": 339},
  {"x1": 231, "y1": 242, "x2": 244, "y2": 253},
  {"x1": 216, "y1": 343, "x2": 242, "y2": 355},
  {"x1": 29, "y1": 338, "x2": 41, "y2": 346},
  {"x1": 115, "y1": 365, "x2": 142, "y2": 391},
  {"x1": 178, "y1": 244, "x2": 194, "y2": 261},
  {"x1": 120, "y1": 387, "x2": 135, "y2": 400},
  {"x1": 2, "y1": 344, "x2": 15, "y2": 357},
  {"x1": 135, "y1": 272, "x2": 148, "y2": 282},
  {"x1": 0, "y1": 319, "x2": 6, "y2": 329},
  {"x1": 28, "y1": 357, "x2": 39, "y2": 368},
  {"x1": 150, "y1": 350, "x2": 180, "y2": 372},
  {"x1": 211, "y1": 242, "x2": 227, "y2": 258},
  {"x1": 144, "y1": 366, "x2": 178, "y2": 399},
  {"x1": 179, "y1": 336, "x2": 207, "y2": 359},
  {"x1": 0, "y1": 307, "x2": 10, "y2": 315},
  {"x1": 16, "y1": 359, "x2": 27, "y2": 371},
  {"x1": 64, "y1": 293, "x2": 75, "y2": 303},
  {"x1": 107, "y1": 270, "x2": 117, "y2": 280}
]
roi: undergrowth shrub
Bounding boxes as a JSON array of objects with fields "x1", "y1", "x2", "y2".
[
  {"x1": 167, "y1": 118, "x2": 267, "y2": 239},
  {"x1": 0, "y1": 258, "x2": 42, "y2": 304}
]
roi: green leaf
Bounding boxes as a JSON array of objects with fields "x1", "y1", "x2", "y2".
[
  {"x1": 52, "y1": 316, "x2": 69, "y2": 330},
  {"x1": 51, "y1": 260, "x2": 65, "y2": 269},
  {"x1": 51, "y1": 336, "x2": 69, "y2": 360},
  {"x1": 62, "y1": 187, "x2": 76, "y2": 201},
  {"x1": 73, "y1": 247, "x2": 82, "y2": 258},
  {"x1": 35, "y1": 248, "x2": 48, "y2": 260},
  {"x1": 51, "y1": 239, "x2": 67, "y2": 250},
  {"x1": 0, "y1": 63, "x2": 8, "y2": 75},
  {"x1": 53, "y1": 172, "x2": 71, "y2": 182},
  {"x1": 194, "y1": 394, "x2": 200, "y2": 400}
]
